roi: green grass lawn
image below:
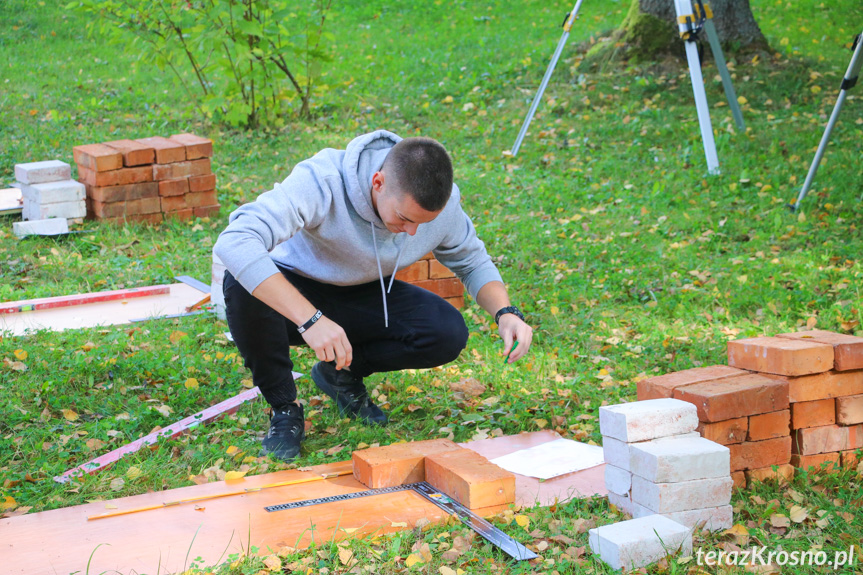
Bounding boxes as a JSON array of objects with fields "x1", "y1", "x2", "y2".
[{"x1": 1, "y1": 0, "x2": 861, "y2": 573}]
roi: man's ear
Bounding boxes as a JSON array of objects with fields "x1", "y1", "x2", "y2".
[{"x1": 371, "y1": 171, "x2": 385, "y2": 192}]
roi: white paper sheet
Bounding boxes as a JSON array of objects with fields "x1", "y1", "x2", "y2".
[{"x1": 490, "y1": 438, "x2": 605, "y2": 480}]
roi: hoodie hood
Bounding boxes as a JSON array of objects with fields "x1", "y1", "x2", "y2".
[{"x1": 343, "y1": 130, "x2": 402, "y2": 227}]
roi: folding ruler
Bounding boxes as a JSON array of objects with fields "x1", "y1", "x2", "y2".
[{"x1": 266, "y1": 481, "x2": 538, "y2": 561}]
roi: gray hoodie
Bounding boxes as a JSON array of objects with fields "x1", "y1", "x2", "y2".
[{"x1": 214, "y1": 130, "x2": 502, "y2": 323}]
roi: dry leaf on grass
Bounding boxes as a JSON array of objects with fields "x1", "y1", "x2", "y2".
[{"x1": 789, "y1": 505, "x2": 808, "y2": 523}]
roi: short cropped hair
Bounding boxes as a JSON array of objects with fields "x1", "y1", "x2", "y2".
[{"x1": 382, "y1": 137, "x2": 454, "y2": 212}]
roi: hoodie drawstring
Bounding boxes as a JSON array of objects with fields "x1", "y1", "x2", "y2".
[{"x1": 370, "y1": 222, "x2": 408, "y2": 328}]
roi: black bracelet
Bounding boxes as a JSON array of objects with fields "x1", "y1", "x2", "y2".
[{"x1": 297, "y1": 309, "x2": 323, "y2": 334}]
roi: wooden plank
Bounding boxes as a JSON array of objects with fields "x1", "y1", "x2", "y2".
[{"x1": 0, "y1": 285, "x2": 171, "y2": 314}]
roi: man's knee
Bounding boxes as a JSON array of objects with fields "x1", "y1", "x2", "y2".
[{"x1": 435, "y1": 303, "x2": 469, "y2": 363}]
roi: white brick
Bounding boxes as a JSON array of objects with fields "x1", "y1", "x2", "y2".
[
  {"x1": 631, "y1": 475, "x2": 732, "y2": 513},
  {"x1": 603, "y1": 436, "x2": 632, "y2": 470},
  {"x1": 630, "y1": 436, "x2": 730, "y2": 482},
  {"x1": 14, "y1": 160, "x2": 71, "y2": 184},
  {"x1": 13, "y1": 218, "x2": 69, "y2": 238},
  {"x1": 631, "y1": 501, "x2": 733, "y2": 533},
  {"x1": 599, "y1": 399, "x2": 698, "y2": 442},
  {"x1": 588, "y1": 515, "x2": 692, "y2": 571},
  {"x1": 20, "y1": 180, "x2": 85, "y2": 205},
  {"x1": 605, "y1": 464, "x2": 632, "y2": 496},
  {"x1": 603, "y1": 432, "x2": 700, "y2": 471},
  {"x1": 607, "y1": 491, "x2": 634, "y2": 516},
  {"x1": 23, "y1": 198, "x2": 86, "y2": 220}
]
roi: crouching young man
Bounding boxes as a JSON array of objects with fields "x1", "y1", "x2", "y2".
[{"x1": 214, "y1": 130, "x2": 532, "y2": 461}]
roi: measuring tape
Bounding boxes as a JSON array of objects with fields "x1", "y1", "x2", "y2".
[{"x1": 266, "y1": 481, "x2": 537, "y2": 561}]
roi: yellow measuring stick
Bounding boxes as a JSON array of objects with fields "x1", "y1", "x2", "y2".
[{"x1": 87, "y1": 469, "x2": 353, "y2": 521}]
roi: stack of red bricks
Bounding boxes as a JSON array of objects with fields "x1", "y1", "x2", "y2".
[
  {"x1": 395, "y1": 252, "x2": 464, "y2": 309},
  {"x1": 352, "y1": 438, "x2": 515, "y2": 510},
  {"x1": 638, "y1": 330, "x2": 863, "y2": 487},
  {"x1": 73, "y1": 134, "x2": 218, "y2": 224}
]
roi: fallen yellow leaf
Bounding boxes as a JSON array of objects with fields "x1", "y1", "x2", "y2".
[
  {"x1": 226, "y1": 446, "x2": 239, "y2": 455},
  {"x1": 184, "y1": 378, "x2": 199, "y2": 389},
  {"x1": 169, "y1": 331, "x2": 187, "y2": 344},
  {"x1": 225, "y1": 470, "x2": 247, "y2": 481},
  {"x1": 1, "y1": 496, "x2": 16, "y2": 511},
  {"x1": 62, "y1": 409, "x2": 79, "y2": 422},
  {"x1": 405, "y1": 553, "x2": 423, "y2": 567},
  {"x1": 515, "y1": 514, "x2": 530, "y2": 528},
  {"x1": 13, "y1": 349, "x2": 27, "y2": 361}
]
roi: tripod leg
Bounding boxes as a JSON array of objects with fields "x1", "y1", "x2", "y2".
[
  {"x1": 703, "y1": 19, "x2": 745, "y2": 130},
  {"x1": 791, "y1": 32, "x2": 863, "y2": 211},
  {"x1": 511, "y1": 0, "x2": 586, "y2": 156},
  {"x1": 675, "y1": 0, "x2": 721, "y2": 174}
]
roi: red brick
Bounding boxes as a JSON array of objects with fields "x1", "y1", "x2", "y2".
[
  {"x1": 78, "y1": 165, "x2": 152, "y2": 187},
  {"x1": 791, "y1": 452, "x2": 841, "y2": 472},
  {"x1": 748, "y1": 410, "x2": 790, "y2": 442},
  {"x1": 731, "y1": 471, "x2": 746, "y2": 488},
  {"x1": 126, "y1": 197, "x2": 161, "y2": 215},
  {"x1": 164, "y1": 208, "x2": 194, "y2": 221},
  {"x1": 672, "y1": 374, "x2": 789, "y2": 422},
  {"x1": 424, "y1": 448, "x2": 515, "y2": 509},
  {"x1": 394, "y1": 260, "x2": 429, "y2": 282},
  {"x1": 840, "y1": 449, "x2": 860, "y2": 469},
  {"x1": 193, "y1": 204, "x2": 220, "y2": 218},
  {"x1": 728, "y1": 336, "x2": 834, "y2": 376},
  {"x1": 637, "y1": 365, "x2": 749, "y2": 400},
  {"x1": 429, "y1": 259, "x2": 455, "y2": 279},
  {"x1": 776, "y1": 330, "x2": 863, "y2": 371},
  {"x1": 152, "y1": 158, "x2": 211, "y2": 181},
  {"x1": 188, "y1": 173, "x2": 216, "y2": 193},
  {"x1": 88, "y1": 182, "x2": 158, "y2": 203},
  {"x1": 445, "y1": 296, "x2": 464, "y2": 310},
  {"x1": 791, "y1": 398, "x2": 836, "y2": 429},
  {"x1": 729, "y1": 437, "x2": 791, "y2": 472},
  {"x1": 836, "y1": 394, "x2": 863, "y2": 425},
  {"x1": 412, "y1": 278, "x2": 464, "y2": 299},
  {"x1": 352, "y1": 439, "x2": 463, "y2": 488},
  {"x1": 744, "y1": 463, "x2": 795, "y2": 486},
  {"x1": 102, "y1": 213, "x2": 164, "y2": 225},
  {"x1": 161, "y1": 195, "x2": 187, "y2": 212},
  {"x1": 88, "y1": 196, "x2": 160, "y2": 218},
  {"x1": 186, "y1": 190, "x2": 218, "y2": 209},
  {"x1": 159, "y1": 178, "x2": 190, "y2": 197},
  {"x1": 793, "y1": 424, "x2": 863, "y2": 455},
  {"x1": 765, "y1": 370, "x2": 863, "y2": 403},
  {"x1": 169, "y1": 133, "x2": 213, "y2": 159},
  {"x1": 104, "y1": 139, "x2": 155, "y2": 167},
  {"x1": 136, "y1": 136, "x2": 186, "y2": 164},
  {"x1": 697, "y1": 417, "x2": 748, "y2": 445},
  {"x1": 73, "y1": 143, "x2": 122, "y2": 172}
]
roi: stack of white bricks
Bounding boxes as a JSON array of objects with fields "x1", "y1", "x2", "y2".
[
  {"x1": 599, "y1": 398, "x2": 734, "y2": 533},
  {"x1": 12, "y1": 160, "x2": 85, "y2": 237}
]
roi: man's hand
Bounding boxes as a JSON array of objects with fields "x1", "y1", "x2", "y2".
[
  {"x1": 301, "y1": 315, "x2": 353, "y2": 369},
  {"x1": 499, "y1": 313, "x2": 532, "y2": 364}
]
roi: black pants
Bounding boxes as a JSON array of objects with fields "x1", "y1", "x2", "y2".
[{"x1": 223, "y1": 267, "x2": 469, "y2": 410}]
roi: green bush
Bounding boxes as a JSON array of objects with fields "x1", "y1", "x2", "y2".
[{"x1": 67, "y1": 0, "x2": 334, "y2": 127}]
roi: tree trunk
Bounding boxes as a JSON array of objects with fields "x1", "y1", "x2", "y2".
[{"x1": 583, "y1": 0, "x2": 769, "y2": 67}]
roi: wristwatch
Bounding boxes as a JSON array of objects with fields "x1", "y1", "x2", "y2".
[{"x1": 495, "y1": 305, "x2": 525, "y2": 325}]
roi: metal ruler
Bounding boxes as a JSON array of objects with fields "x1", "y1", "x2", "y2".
[{"x1": 265, "y1": 481, "x2": 538, "y2": 561}]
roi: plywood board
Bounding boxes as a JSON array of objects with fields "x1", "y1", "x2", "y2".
[
  {"x1": 0, "y1": 282, "x2": 207, "y2": 335},
  {"x1": 461, "y1": 430, "x2": 607, "y2": 507},
  {"x1": 0, "y1": 187, "x2": 23, "y2": 215},
  {"x1": 1, "y1": 432, "x2": 606, "y2": 574}
]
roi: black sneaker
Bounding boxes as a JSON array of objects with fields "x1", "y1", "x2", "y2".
[
  {"x1": 311, "y1": 361, "x2": 388, "y2": 426},
  {"x1": 261, "y1": 403, "x2": 305, "y2": 461}
]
